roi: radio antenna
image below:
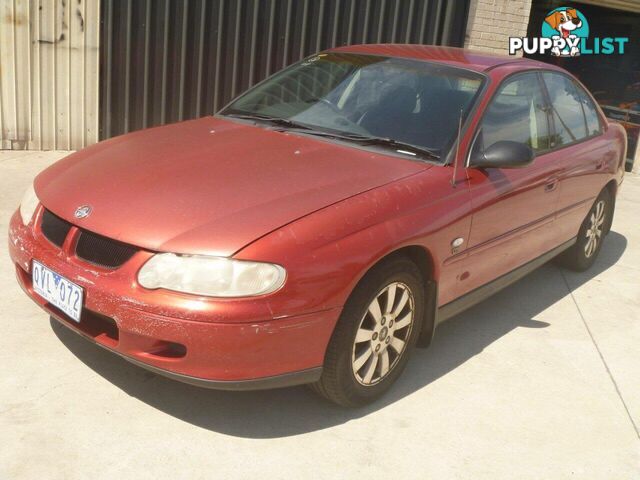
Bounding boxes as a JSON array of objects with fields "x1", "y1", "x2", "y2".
[{"x1": 451, "y1": 108, "x2": 463, "y2": 187}]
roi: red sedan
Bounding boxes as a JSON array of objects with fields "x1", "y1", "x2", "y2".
[{"x1": 9, "y1": 45, "x2": 626, "y2": 406}]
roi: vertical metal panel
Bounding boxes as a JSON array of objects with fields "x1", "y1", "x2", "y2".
[
  {"x1": 99, "y1": 0, "x2": 470, "y2": 140},
  {"x1": 0, "y1": 0, "x2": 99, "y2": 150},
  {"x1": 0, "y1": 0, "x2": 19, "y2": 148}
]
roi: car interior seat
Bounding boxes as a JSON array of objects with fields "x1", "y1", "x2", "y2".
[{"x1": 359, "y1": 85, "x2": 418, "y2": 140}]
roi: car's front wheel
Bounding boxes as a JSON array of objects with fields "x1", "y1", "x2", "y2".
[{"x1": 311, "y1": 256, "x2": 424, "y2": 407}]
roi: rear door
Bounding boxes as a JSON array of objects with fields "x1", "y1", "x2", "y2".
[
  {"x1": 460, "y1": 71, "x2": 561, "y2": 296},
  {"x1": 539, "y1": 71, "x2": 613, "y2": 243}
]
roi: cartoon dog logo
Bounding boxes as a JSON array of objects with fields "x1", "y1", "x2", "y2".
[
  {"x1": 509, "y1": 8, "x2": 624, "y2": 57},
  {"x1": 544, "y1": 8, "x2": 583, "y2": 56}
]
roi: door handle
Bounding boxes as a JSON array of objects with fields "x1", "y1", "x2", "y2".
[{"x1": 544, "y1": 178, "x2": 558, "y2": 193}]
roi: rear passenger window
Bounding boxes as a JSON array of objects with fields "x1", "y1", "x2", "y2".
[
  {"x1": 542, "y1": 72, "x2": 589, "y2": 146},
  {"x1": 574, "y1": 83, "x2": 602, "y2": 136},
  {"x1": 478, "y1": 73, "x2": 550, "y2": 153}
]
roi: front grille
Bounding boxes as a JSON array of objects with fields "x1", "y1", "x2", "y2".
[
  {"x1": 39, "y1": 208, "x2": 139, "y2": 269},
  {"x1": 41, "y1": 209, "x2": 72, "y2": 247},
  {"x1": 75, "y1": 230, "x2": 138, "y2": 268}
]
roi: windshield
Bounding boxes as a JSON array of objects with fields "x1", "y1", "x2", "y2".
[{"x1": 220, "y1": 53, "x2": 484, "y2": 161}]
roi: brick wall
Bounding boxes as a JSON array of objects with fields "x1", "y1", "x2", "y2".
[{"x1": 464, "y1": 0, "x2": 533, "y2": 55}]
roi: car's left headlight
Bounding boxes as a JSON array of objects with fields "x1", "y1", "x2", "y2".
[
  {"x1": 19, "y1": 183, "x2": 39, "y2": 226},
  {"x1": 137, "y1": 253, "x2": 286, "y2": 297}
]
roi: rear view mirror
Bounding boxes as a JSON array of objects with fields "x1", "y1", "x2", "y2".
[{"x1": 471, "y1": 140, "x2": 535, "y2": 169}]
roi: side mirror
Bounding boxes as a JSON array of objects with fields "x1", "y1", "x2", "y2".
[{"x1": 471, "y1": 140, "x2": 535, "y2": 169}]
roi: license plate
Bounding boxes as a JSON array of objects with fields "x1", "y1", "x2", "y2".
[{"x1": 32, "y1": 260, "x2": 83, "y2": 322}]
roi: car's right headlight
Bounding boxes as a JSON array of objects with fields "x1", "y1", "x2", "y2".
[
  {"x1": 137, "y1": 253, "x2": 286, "y2": 297},
  {"x1": 19, "y1": 183, "x2": 39, "y2": 226}
]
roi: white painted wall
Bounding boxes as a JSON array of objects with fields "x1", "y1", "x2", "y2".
[{"x1": 0, "y1": 0, "x2": 99, "y2": 150}]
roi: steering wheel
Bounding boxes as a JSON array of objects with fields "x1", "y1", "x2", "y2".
[
  {"x1": 318, "y1": 98, "x2": 342, "y2": 115},
  {"x1": 313, "y1": 98, "x2": 368, "y2": 133}
]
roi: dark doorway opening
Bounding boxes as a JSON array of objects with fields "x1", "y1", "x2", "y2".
[{"x1": 525, "y1": 1, "x2": 639, "y2": 171}]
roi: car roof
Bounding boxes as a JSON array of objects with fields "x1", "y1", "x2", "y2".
[{"x1": 327, "y1": 44, "x2": 554, "y2": 73}]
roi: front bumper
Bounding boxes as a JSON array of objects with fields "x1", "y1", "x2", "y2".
[{"x1": 9, "y1": 209, "x2": 339, "y2": 388}]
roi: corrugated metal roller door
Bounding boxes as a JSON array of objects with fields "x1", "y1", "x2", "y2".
[
  {"x1": 0, "y1": 0, "x2": 99, "y2": 150},
  {"x1": 100, "y1": 0, "x2": 471, "y2": 139}
]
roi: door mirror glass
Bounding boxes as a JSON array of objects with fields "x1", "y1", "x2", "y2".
[{"x1": 471, "y1": 140, "x2": 535, "y2": 169}]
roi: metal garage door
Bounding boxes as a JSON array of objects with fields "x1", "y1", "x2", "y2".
[{"x1": 99, "y1": 0, "x2": 471, "y2": 139}]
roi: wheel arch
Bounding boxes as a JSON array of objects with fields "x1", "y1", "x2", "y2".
[
  {"x1": 603, "y1": 179, "x2": 617, "y2": 234},
  {"x1": 354, "y1": 244, "x2": 439, "y2": 349}
]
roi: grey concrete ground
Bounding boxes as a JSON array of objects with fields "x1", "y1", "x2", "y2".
[{"x1": 1, "y1": 150, "x2": 638, "y2": 479}]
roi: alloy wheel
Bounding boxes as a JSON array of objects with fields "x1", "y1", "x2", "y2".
[
  {"x1": 351, "y1": 282, "x2": 415, "y2": 386},
  {"x1": 584, "y1": 200, "x2": 606, "y2": 258}
]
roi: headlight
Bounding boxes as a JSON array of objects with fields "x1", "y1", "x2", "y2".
[
  {"x1": 19, "y1": 183, "x2": 39, "y2": 225},
  {"x1": 137, "y1": 253, "x2": 286, "y2": 297}
]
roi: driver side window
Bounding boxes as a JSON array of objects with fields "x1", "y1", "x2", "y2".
[{"x1": 477, "y1": 73, "x2": 551, "y2": 154}]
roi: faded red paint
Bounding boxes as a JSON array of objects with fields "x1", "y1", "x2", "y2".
[{"x1": 8, "y1": 45, "x2": 626, "y2": 385}]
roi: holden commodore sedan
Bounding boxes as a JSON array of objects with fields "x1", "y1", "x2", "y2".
[{"x1": 9, "y1": 45, "x2": 626, "y2": 406}]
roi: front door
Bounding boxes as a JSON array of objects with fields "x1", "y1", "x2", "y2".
[{"x1": 460, "y1": 72, "x2": 561, "y2": 296}]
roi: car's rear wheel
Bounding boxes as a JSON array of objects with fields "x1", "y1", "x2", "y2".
[
  {"x1": 556, "y1": 188, "x2": 613, "y2": 272},
  {"x1": 311, "y1": 256, "x2": 424, "y2": 407}
]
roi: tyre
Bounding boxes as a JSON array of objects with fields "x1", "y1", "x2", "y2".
[
  {"x1": 311, "y1": 256, "x2": 425, "y2": 407},
  {"x1": 556, "y1": 188, "x2": 613, "y2": 272}
]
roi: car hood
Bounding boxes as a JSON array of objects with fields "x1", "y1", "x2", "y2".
[{"x1": 35, "y1": 117, "x2": 429, "y2": 257}]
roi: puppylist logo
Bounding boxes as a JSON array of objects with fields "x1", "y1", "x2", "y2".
[
  {"x1": 543, "y1": 7, "x2": 588, "y2": 56},
  {"x1": 509, "y1": 6, "x2": 629, "y2": 57}
]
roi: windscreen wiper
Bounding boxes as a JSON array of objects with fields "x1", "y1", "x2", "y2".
[
  {"x1": 289, "y1": 130, "x2": 441, "y2": 160},
  {"x1": 224, "y1": 112, "x2": 440, "y2": 160},
  {"x1": 223, "y1": 112, "x2": 313, "y2": 131},
  {"x1": 348, "y1": 135, "x2": 441, "y2": 160}
]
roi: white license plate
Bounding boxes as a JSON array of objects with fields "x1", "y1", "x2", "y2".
[{"x1": 32, "y1": 260, "x2": 83, "y2": 322}]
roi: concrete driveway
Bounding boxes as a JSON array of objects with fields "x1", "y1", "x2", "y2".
[{"x1": 1, "y1": 151, "x2": 638, "y2": 479}]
